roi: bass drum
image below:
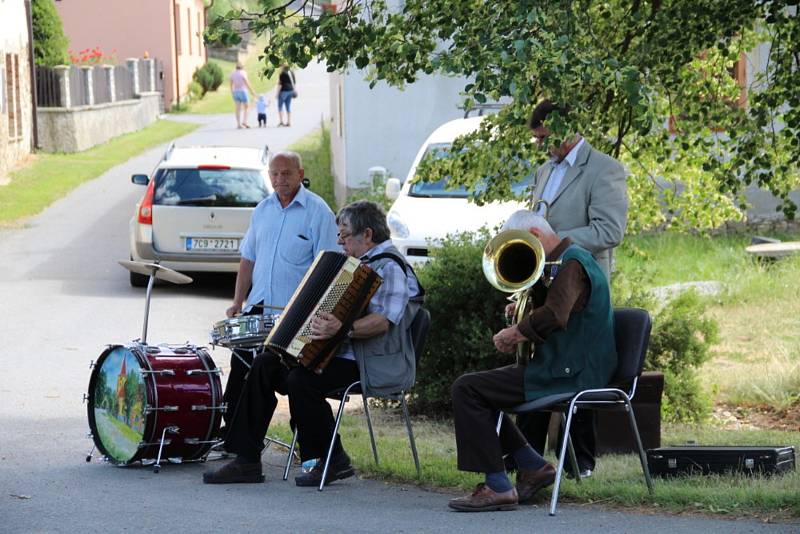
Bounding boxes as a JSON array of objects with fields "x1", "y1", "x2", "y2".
[{"x1": 86, "y1": 344, "x2": 223, "y2": 466}]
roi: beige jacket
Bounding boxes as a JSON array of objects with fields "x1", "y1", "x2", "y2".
[{"x1": 531, "y1": 140, "x2": 628, "y2": 279}]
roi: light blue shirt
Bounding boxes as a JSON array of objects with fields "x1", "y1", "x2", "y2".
[
  {"x1": 240, "y1": 186, "x2": 339, "y2": 311},
  {"x1": 256, "y1": 99, "x2": 267, "y2": 114},
  {"x1": 337, "y1": 240, "x2": 421, "y2": 360},
  {"x1": 536, "y1": 137, "x2": 585, "y2": 215}
]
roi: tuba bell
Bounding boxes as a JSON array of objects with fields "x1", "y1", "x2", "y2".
[{"x1": 482, "y1": 229, "x2": 558, "y2": 363}]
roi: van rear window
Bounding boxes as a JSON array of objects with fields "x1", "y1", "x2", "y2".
[{"x1": 154, "y1": 168, "x2": 269, "y2": 207}]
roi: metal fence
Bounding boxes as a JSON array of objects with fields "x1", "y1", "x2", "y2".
[
  {"x1": 35, "y1": 59, "x2": 159, "y2": 108},
  {"x1": 35, "y1": 65, "x2": 61, "y2": 107}
]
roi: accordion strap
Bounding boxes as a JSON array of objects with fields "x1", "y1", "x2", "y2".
[{"x1": 367, "y1": 252, "x2": 426, "y2": 300}]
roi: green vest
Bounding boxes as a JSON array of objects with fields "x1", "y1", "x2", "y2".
[{"x1": 523, "y1": 245, "x2": 617, "y2": 401}]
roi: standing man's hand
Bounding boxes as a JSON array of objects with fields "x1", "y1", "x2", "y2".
[{"x1": 226, "y1": 302, "x2": 243, "y2": 318}]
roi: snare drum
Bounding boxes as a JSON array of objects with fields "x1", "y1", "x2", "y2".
[
  {"x1": 210, "y1": 314, "x2": 279, "y2": 348},
  {"x1": 86, "y1": 343, "x2": 223, "y2": 466}
]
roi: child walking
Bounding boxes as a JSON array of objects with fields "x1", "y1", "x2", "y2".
[{"x1": 256, "y1": 95, "x2": 268, "y2": 127}]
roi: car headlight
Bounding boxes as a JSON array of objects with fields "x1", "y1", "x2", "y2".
[{"x1": 387, "y1": 210, "x2": 410, "y2": 239}]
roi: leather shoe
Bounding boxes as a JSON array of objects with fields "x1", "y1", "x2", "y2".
[
  {"x1": 516, "y1": 463, "x2": 556, "y2": 503},
  {"x1": 202, "y1": 459, "x2": 264, "y2": 484},
  {"x1": 295, "y1": 450, "x2": 355, "y2": 487},
  {"x1": 448, "y1": 483, "x2": 518, "y2": 512}
]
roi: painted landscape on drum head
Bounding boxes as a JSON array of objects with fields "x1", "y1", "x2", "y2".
[{"x1": 93, "y1": 347, "x2": 146, "y2": 462}]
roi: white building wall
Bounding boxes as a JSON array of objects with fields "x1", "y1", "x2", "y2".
[{"x1": 331, "y1": 68, "x2": 469, "y2": 204}]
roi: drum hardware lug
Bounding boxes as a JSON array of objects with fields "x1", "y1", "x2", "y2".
[
  {"x1": 139, "y1": 438, "x2": 173, "y2": 448},
  {"x1": 86, "y1": 431, "x2": 93, "y2": 439},
  {"x1": 88, "y1": 360, "x2": 95, "y2": 369},
  {"x1": 186, "y1": 369, "x2": 222, "y2": 376},
  {"x1": 141, "y1": 369, "x2": 175, "y2": 376},
  {"x1": 145, "y1": 346, "x2": 162, "y2": 354},
  {"x1": 82, "y1": 393, "x2": 90, "y2": 403},
  {"x1": 191, "y1": 404, "x2": 226, "y2": 411},
  {"x1": 184, "y1": 438, "x2": 219, "y2": 445},
  {"x1": 144, "y1": 405, "x2": 179, "y2": 414}
]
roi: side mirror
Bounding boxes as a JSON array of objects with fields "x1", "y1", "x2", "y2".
[
  {"x1": 385, "y1": 177, "x2": 401, "y2": 200},
  {"x1": 131, "y1": 174, "x2": 149, "y2": 185}
]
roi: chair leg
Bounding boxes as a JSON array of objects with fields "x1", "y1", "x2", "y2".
[
  {"x1": 624, "y1": 400, "x2": 655, "y2": 494},
  {"x1": 561, "y1": 413, "x2": 582, "y2": 485},
  {"x1": 362, "y1": 395, "x2": 379, "y2": 465},
  {"x1": 550, "y1": 403, "x2": 578, "y2": 516},
  {"x1": 319, "y1": 389, "x2": 351, "y2": 492},
  {"x1": 283, "y1": 427, "x2": 299, "y2": 481},
  {"x1": 400, "y1": 394, "x2": 421, "y2": 477}
]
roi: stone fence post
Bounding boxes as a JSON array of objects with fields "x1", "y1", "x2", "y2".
[
  {"x1": 141, "y1": 58, "x2": 156, "y2": 92},
  {"x1": 102, "y1": 65, "x2": 116, "y2": 102},
  {"x1": 80, "y1": 66, "x2": 94, "y2": 106},
  {"x1": 126, "y1": 58, "x2": 140, "y2": 95},
  {"x1": 54, "y1": 65, "x2": 71, "y2": 108}
]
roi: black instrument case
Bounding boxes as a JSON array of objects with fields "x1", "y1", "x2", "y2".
[{"x1": 647, "y1": 446, "x2": 795, "y2": 476}]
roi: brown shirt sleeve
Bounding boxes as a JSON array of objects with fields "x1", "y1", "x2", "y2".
[{"x1": 516, "y1": 259, "x2": 590, "y2": 344}]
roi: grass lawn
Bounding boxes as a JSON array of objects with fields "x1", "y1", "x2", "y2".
[
  {"x1": 174, "y1": 40, "x2": 278, "y2": 115},
  {"x1": 0, "y1": 119, "x2": 199, "y2": 228},
  {"x1": 288, "y1": 126, "x2": 336, "y2": 210},
  {"x1": 616, "y1": 232, "x2": 800, "y2": 412}
]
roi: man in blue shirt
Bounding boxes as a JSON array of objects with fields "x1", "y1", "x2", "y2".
[{"x1": 221, "y1": 151, "x2": 339, "y2": 429}]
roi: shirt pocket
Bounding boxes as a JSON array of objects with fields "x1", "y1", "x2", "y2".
[{"x1": 279, "y1": 235, "x2": 314, "y2": 265}]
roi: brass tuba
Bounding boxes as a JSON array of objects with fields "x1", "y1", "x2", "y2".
[{"x1": 482, "y1": 228, "x2": 558, "y2": 363}]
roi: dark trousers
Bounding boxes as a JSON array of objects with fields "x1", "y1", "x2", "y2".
[
  {"x1": 224, "y1": 351, "x2": 359, "y2": 461},
  {"x1": 222, "y1": 347, "x2": 256, "y2": 427},
  {"x1": 517, "y1": 409, "x2": 597, "y2": 472},
  {"x1": 288, "y1": 357, "x2": 360, "y2": 461},
  {"x1": 452, "y1": 365, "x2": 531, "y2": 473},
  {"x1": 257, "y1": 113, "x2": 267, "y2": 126}
]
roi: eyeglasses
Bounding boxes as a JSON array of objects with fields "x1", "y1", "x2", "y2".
[{"x1": 337, "y1": 231, "x2": 355, "y2": 240}]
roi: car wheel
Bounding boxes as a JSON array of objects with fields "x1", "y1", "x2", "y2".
[
  {"x1": 130, "y1": 270, "x2": 149, "y2": 287},
  {"x1": 129, "y1": 263, "x2": 150, "y2": 288}
]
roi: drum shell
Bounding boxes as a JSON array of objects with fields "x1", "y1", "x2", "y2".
[
  {"x1": 210, "y1": 314, "x2": 278, "y2": 348},
  {"x1": 87, "y1": 344, "x2": 223, "y2": 466}
]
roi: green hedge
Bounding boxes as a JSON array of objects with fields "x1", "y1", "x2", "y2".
[{"x1": 32, "y1": 0, "x2": 69, "y2": 67}]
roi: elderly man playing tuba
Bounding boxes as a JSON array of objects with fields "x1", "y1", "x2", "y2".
[{"x1": 447, "y1": 210, "x2": 617, "y2": 512}]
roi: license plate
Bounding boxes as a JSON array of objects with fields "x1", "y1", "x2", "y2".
[{"x1": 186, "y1": 237, "x2": 239, "y2": 251}]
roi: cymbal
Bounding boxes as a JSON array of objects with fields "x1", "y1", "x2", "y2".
[{"x1": 118, "y1": 260, "x2": 193, "y2": 285}]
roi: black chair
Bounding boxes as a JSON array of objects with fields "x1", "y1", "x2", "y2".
[
  {"x1": 283, "y1": 307, "x2": 431, "y2": 491},
  {"x1": 505, "y1": 307, "x2": 655, "y2": 515}
]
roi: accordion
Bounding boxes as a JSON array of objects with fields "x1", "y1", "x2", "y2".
[{"x1": 265, "y1": 251, "x2": 383, "y2": 373}]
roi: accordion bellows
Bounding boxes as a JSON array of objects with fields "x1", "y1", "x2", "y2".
[{"x1": 265, "y1": 251, "x2": 382, "y2": 373}]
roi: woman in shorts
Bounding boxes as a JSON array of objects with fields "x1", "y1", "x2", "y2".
[{"x1": 230, "y1": 62, "x2": 256, "y2": 128}]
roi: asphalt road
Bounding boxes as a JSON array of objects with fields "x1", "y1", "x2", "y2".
[{"x1": 0, "y1": 60, "x2": 796, "y2": 533}]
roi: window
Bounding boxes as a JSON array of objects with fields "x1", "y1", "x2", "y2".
[
  {"x1": 197, "y1": 12, "x2": 202, "y2": 54},
  {"x1": 154, "y1": 168, "x2": 269, "y2": 207},
  {"x1": 5, "y1": 53, "x2": 22, "y2": 141},
  {"x1": 175, "y1": 8, "x2": 182, "y2": 55},
  {"x1": 0, "y1": 55, "x2": 5, "y2": 115},
  {"x1": 187, "y1": 8, "x2": 192, "y2": 55}
]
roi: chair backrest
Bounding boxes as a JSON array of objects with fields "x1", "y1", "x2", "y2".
[
  {"x1": 409, "y1": 307, "x2": 431, "y2": 365},
  {"x1": 610, "y1": 307, "x2": 652, "y2": 385}
]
